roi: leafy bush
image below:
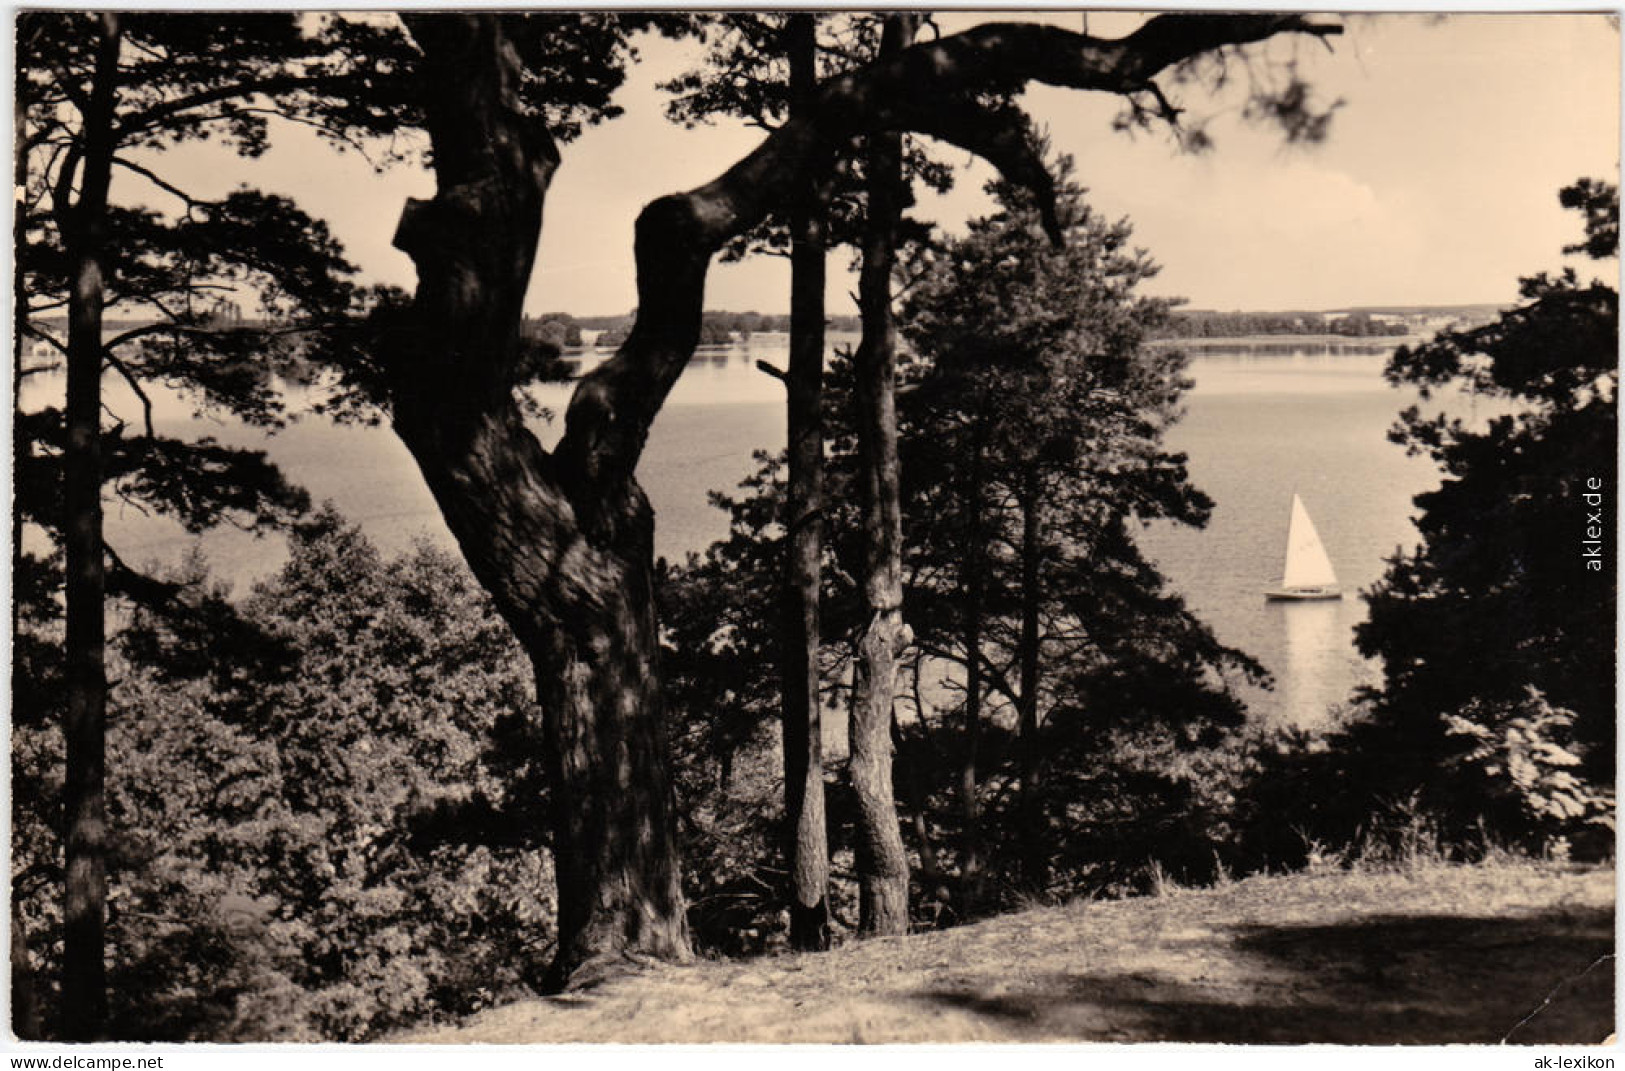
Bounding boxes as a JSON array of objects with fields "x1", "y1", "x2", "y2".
[
  {"x1": 12, "y1": 509, "x2": 555, "y2": 1040},
  {"x1": 1445, "y1": 686, "x2": 1615, "y2": 856}
]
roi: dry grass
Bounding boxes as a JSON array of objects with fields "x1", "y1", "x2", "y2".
[{"x1": 397, "y1": 861, "x2": 1614, "y2": 1045}]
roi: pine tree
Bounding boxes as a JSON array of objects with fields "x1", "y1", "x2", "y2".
[{"x1": 1347, "y1": 179, "x2": 1618, "y2": 854}]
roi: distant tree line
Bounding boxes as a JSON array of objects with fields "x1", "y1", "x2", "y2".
[
  {"x1": 575, "y1": 309, "x2": 864, "y2": 347},
  {"x1": 521, "y1": 313, "x2": 583, "y2": 351},
  {"x1": 1156, "y1": 309, "x2": 1414, "y2": 338}
]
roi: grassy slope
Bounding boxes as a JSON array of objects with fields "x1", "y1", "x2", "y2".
[{"x1": 399, "y1": 862, "x2": 1615, "y2": 1045}]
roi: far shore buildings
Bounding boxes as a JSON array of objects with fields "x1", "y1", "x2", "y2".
[
  {"x1": 1320, "y1": 307, "x2": 1496, "y2": 334},
  {"x1": 21, "y1": 300, "x2": 253, "y2": 375}
]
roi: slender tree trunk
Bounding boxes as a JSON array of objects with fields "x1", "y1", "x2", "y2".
[
  {"x1": 1016, "y1": 476, "x2": 1047, "y2": 892},
  {"x1": 59, "y1": 14, "x2": 120, "y2": 1040},
  {"x1": 849, "y1": 13, "x2": 917, "y2": 938},
  {"x1": 779, "y1": 12, "x2": 832, "y2": 953},
  {"x1": 390, "y1": 16, "x2": 690, "y2": 990},
  {"x1": 958, "y1": 437, "x2": 987, "y2": 917},
  {"x1": 13, "y1": 77, "x2": 30, "y2": 508},
  {"x1": 13, "y1": 70, "x2": 36, "y2": 1030}
]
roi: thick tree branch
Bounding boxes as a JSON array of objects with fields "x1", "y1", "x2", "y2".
[{"x1": 557, "y1": 14, "x2": 1340, "y2": 487}]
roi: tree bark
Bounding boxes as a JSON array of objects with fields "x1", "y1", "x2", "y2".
[
  {"x1": 389, "y1": 16, "x2": 691, "y2": 991},
  {"x1": 385, "y1": 10, "x2": 1338, "y2": 988},
  {"x1": 1016, "y1": 477, "x2": 1047, "y2": 891},
  {"x1": 848, "y1": 14, "x2": 917, "y2": 939},
  {"x1": 958, "y1": 434, "x2": 988, "y2": 917},
  {"x1": 13, "y1": 57, "x2": 39, "y2": 1043},
  {"x1": 779, "y1": 12, "x2": 832, "y2": 953},
  {"x1": 59, "y1": 13, "x2": 120, "y2": 1040}
]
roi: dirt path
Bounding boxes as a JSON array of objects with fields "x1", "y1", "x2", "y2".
[{"x1": 399, "y1": 863, "x2": 1615, "y2": 1045}]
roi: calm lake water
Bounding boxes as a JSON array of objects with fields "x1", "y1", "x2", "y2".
[
  {"x1": 1135, "y1": 351, "x2": 1456, "y2": 728},
  {"x1": 34, "y1": 334, "x2": 1475, "y2": 731}
]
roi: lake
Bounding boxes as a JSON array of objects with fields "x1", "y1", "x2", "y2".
[
  {"x1": 31, "y1": 334, "x2": 1474, "y2": 731},
  {"x1": 1134, "y1": 350, "x2": 1459, "y2": 728}
]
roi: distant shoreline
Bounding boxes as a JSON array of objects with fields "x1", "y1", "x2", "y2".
[{"x1": 1147, "y1": 334, "x2": 1421, "y2": 348}]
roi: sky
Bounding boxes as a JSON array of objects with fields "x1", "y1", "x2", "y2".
[{"x1": 131, "y1": 11, "x2": 1621, "y2": 317}]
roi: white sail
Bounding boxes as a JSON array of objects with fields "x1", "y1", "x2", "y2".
[{"x1": 1280, "y1": 494, "x2": 1339, "y2": 591}]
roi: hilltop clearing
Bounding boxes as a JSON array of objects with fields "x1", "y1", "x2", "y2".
[{"x1": 399, "y1": 862, "x2": 1614, "y2": 1045}]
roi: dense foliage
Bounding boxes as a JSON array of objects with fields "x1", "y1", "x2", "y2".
[
  {"x1": 891, "y1": 169, "x2": 1265, "y2": 897},
  {"x1": 13, "y1": 512, "x2": 549, "y2": 1040}
]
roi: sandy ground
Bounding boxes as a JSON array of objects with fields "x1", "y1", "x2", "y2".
[{"x1": 398, "y1": 862, "x2": 1615, "y2": 1045}]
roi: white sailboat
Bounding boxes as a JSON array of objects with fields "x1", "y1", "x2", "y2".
[{"x1": 1265, "y1": 493, "x2": 1343, "y2": 601}]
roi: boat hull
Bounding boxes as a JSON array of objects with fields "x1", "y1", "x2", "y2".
[{"x1": 1264, "y1": 587, "x2": 1343, "y2": 601}]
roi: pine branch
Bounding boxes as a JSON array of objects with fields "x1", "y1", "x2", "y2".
[
  {"x1": 102, "y1": 540, "x2": 184, "y2": 607},
  {"x1": 110, "y1": 155, "x2": 207, "y2": 210},
  {"x1": 100, "y1": 350, "x2": 155, "y2": 439}
]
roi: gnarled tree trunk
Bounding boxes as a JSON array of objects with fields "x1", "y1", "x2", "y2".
[{"x1": 387, "y1": 17, "x2": 692, "y2": 990}]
